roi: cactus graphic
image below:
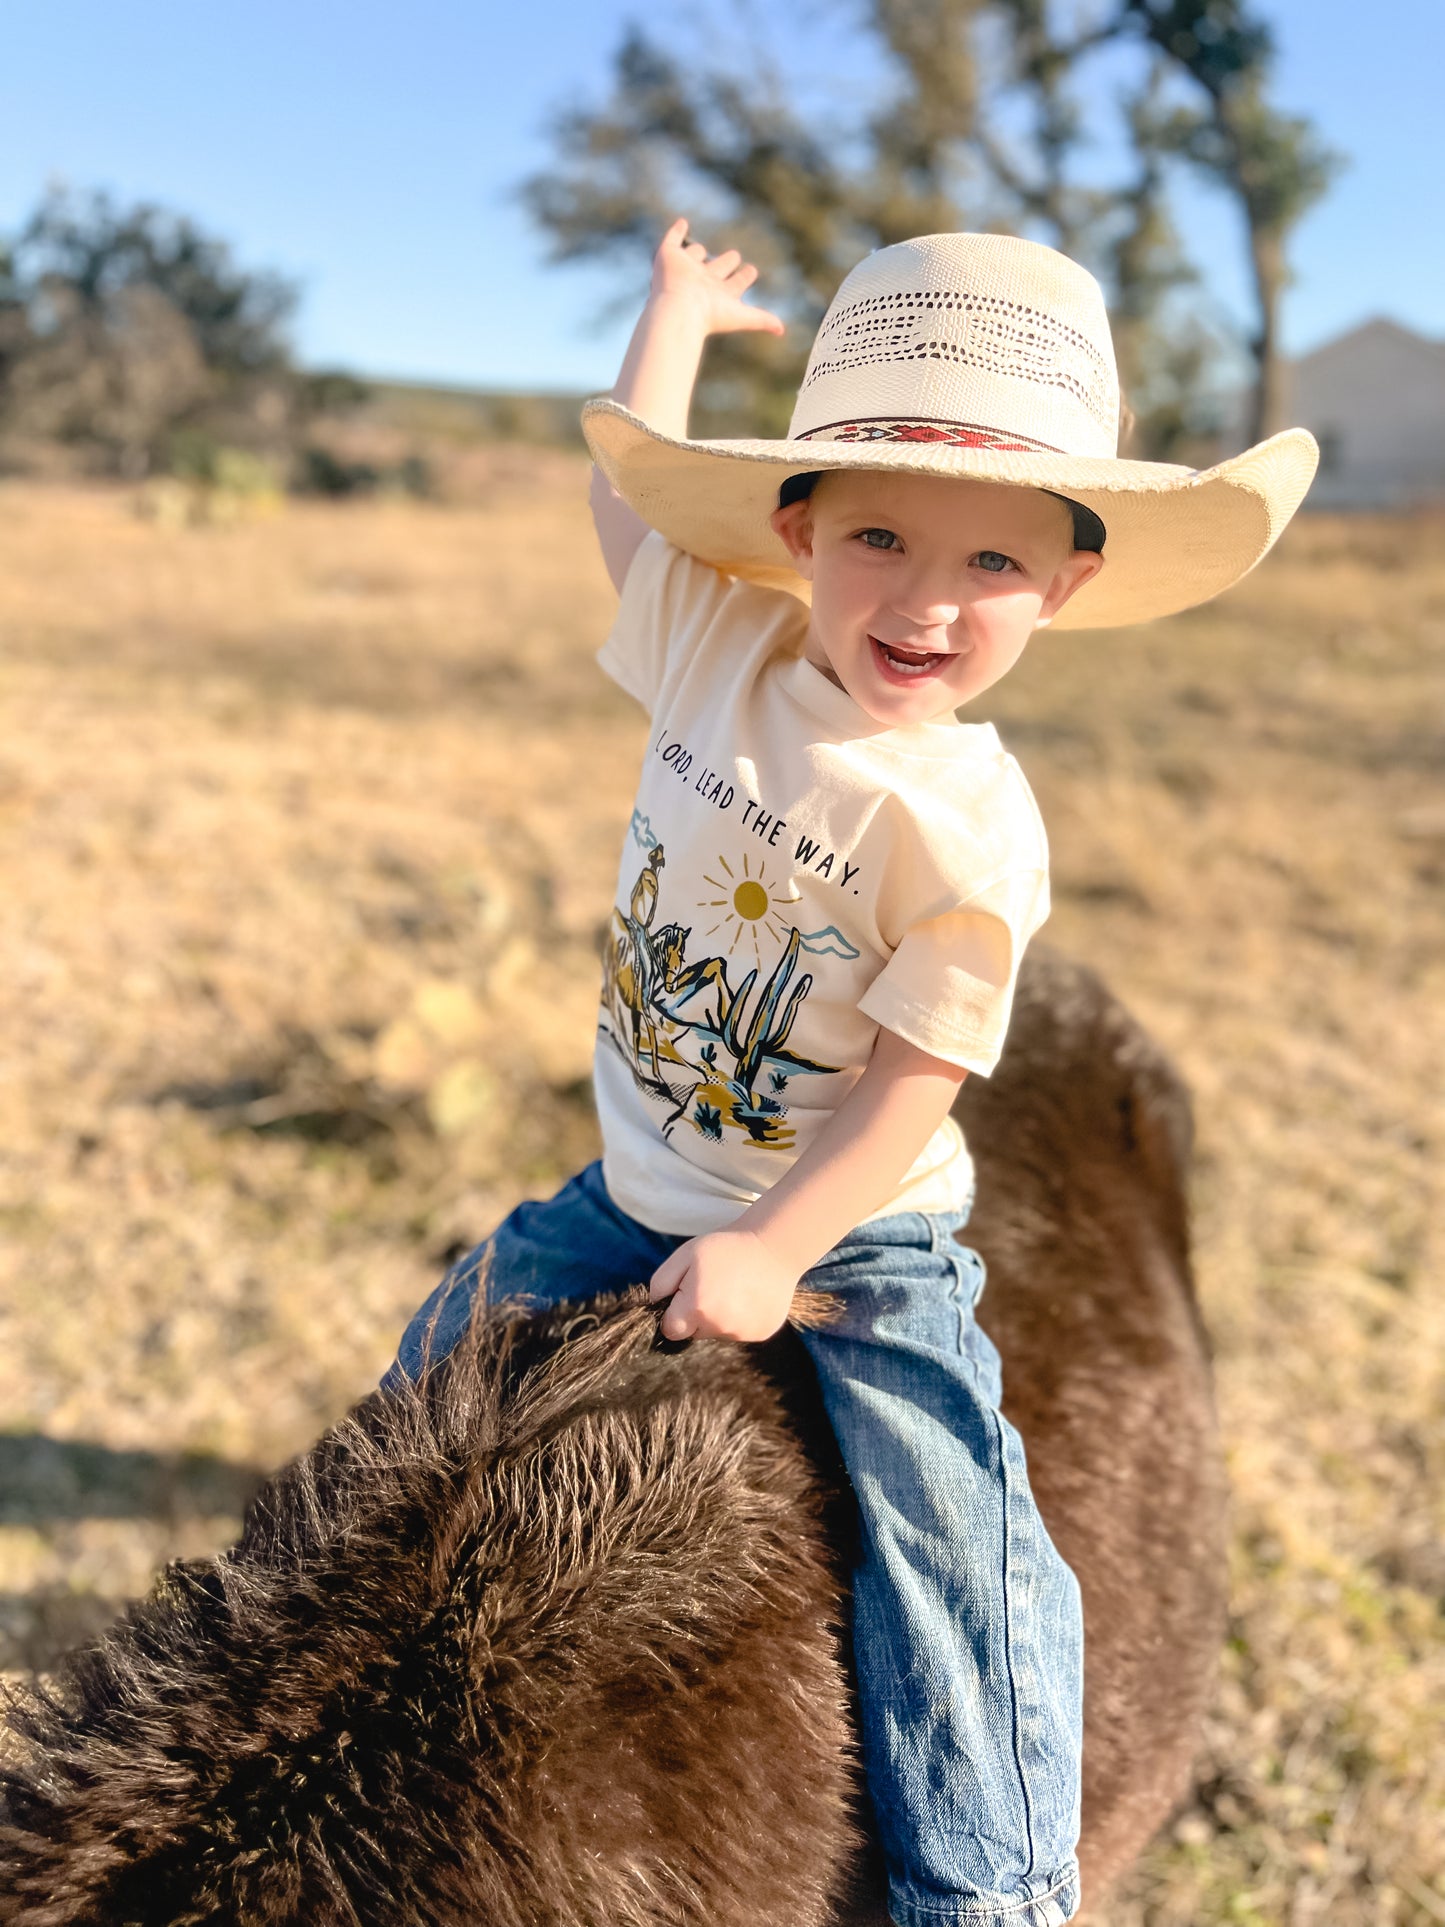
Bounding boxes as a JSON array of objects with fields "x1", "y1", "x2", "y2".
[
  {"x1": 606, "y1": 841, "x2": 841, "y2": 1150},
  {"x1": 721, "y1": 929, "x2": 813, "y2": 1100}
]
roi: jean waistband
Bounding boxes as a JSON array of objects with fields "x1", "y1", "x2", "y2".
[{"x1": 833, "y1": 1201, "x2": 974, "y2": 1252}]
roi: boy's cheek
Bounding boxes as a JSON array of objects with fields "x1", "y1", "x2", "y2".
[
  {"x1": 809, "y1": 578, "x2": 867, "y2": 655},
  {"x1": 948, "y1": 629, "x2": 1031, "y2": 701},
  {"x1": 816, "y1": 556, "x2": 876, "y2": 619},
  {"x1": 970, "y1": 597, "x2": 1044, "y2": 659}
]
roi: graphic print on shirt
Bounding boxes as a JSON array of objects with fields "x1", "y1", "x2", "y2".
[{"x1": 599, "y1": 844, "x2": 841, "y2": 1150}]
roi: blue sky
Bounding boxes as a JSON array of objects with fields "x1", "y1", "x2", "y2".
[{"x1": 2, "y1": 0, "x2": 1440, "y2": 391}]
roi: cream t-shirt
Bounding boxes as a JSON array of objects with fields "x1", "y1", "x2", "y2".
[{"x1": 593, "y1": 530, "x2": 1050, "y2": 1237}]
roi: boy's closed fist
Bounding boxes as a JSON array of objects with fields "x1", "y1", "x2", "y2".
[
  {"x1": 649, "y1": 216, "x2": 786, "y2": 339},
  {"x1": 648, "y1": 1227, "x2": 799, "y2": 1342}
]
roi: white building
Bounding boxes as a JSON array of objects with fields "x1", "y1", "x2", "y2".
[{"x1": 1285, "y1": 318, "x2": 1445, "y2": 509}]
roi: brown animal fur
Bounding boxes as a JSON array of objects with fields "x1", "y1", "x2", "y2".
[
  {"x1": 960, "y1": 949, "x2": 1228, "y2": 1906},
  {"x1": 0, "y1": 948, "x2": 1227, "y2": 1926}
]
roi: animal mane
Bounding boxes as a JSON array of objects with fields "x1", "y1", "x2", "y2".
[{"x1": 0, "y1": 1297, "x2": 859, "y2": 1926}]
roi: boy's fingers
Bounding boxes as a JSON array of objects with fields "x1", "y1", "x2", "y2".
[
  {"x1": 740, "y1": 307, "x2": 786, "y2": 335},
  {"x1": 660, "y1": 1289, "x2": 700, "y2": 1342},
  {"x1": 648, "y1": 1247, "x2": 688, "y2": 1302},
  {"x1": 728, "y1": 262, "x2": 759, "y2": 290},
  {"x1": 708, "y1": 248, "x2": 742, "y2": 275}
]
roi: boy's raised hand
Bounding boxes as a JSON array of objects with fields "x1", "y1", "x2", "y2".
[
  {"x1": 650, "y1": 216, "x2": 785, "y2": 339},
  {"x1": 590, "y1": 216, "x2": 783, "y2": 591},
  {"x1": 648, "y1": 1226, "x2": 799, "y2": 1343}
]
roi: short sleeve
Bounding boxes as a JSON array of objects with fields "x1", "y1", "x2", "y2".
[
  {"x1": 596, "y1": 529, "x2": 734, "y2": 717},
  {"x1": 856, "y1": 866, "x2": 1050, "y2": 1075}
]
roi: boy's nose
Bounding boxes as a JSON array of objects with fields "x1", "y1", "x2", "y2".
[
  {"x1": 887, "y1": 590, "x2": 962, "y2": 635},
  {"x1": 888, "y1": 565, "x2": 966, "y2": 632}
]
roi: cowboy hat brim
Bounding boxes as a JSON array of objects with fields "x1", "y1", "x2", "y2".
[{"x1": 582, "y1": 400, "x2": 1319, "y2": 631}]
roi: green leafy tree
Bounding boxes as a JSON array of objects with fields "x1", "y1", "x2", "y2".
[
  {"x1": 0, "y1": 187, "x2": 299, "y2": 475},
  {"x1": 523, "y1": 0, "x2": 1337, "y2": 454},
  {"x1": 1103, "y1": 65, "x2": 1241, "y2": 456},
  {"x1": 0, "y1": 241, "x2": 32, "y2": 406}
]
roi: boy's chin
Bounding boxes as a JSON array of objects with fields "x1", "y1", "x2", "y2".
[
  {"x1": 856, "y1": 692, "x2": 959, "y2": 726},
  {"x1": 849, "y1": 671, "x2": 971, "y2": 726}
]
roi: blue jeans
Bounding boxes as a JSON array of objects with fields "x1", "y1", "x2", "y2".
[{"x1": 384, "y1": 1161, "x2": 1083, "y2": 1927}]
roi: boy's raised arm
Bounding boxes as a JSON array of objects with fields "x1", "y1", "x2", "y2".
[{"x1": 590, "y1": 217, "x2": 785, "y2": 592}]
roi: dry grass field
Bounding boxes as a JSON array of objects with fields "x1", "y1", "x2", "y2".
[{"x1": 1, "y1": 462, "x2": 1441, "y2": 1923}]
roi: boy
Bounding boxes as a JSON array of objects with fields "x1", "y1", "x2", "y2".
[{"x1": 387, "y1": 221, "x2": 1317, "y2": 1926}]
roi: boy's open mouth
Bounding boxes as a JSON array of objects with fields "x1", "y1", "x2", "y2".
[{"x1": 871, "y1": 636, "x2": 950, "y2": 682}]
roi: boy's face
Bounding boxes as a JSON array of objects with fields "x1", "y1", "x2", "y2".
[{"x1": 769, "y1": 471, "x2": 1104, "y2": 727}]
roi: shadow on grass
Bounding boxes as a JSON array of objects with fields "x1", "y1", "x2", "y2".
[
  {"x1": 0, "y1": 1588, "x2": 135, "y2": 1678},
  {"x1": 0, "y1": 1433, "x2": 266, "y2": 1528},
  {"x1": 1, "y1": 1438, "x2": 270, "y2": 1676},
  {"x1": 145, "y1": 1031, "x2": 428, "y2": 1169}
]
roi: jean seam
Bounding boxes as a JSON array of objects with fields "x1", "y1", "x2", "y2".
[
  {"x1": 898, "y1": 1235, "x2": 1044, "y2": 1884},
  {"x1": 888, "y1": 1859, "x2": 1080, "y2": 1923},
  {"x1": 935, "y1": 1249, "x2": 1043, "y2": 1887},
  {"x1": 999, "y1": 1404, "x2": 1040, "y2": 1881}
]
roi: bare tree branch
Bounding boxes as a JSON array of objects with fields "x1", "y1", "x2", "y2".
[{"x1": 522, "y1": 0, "x2": 1340, "y2": 448}]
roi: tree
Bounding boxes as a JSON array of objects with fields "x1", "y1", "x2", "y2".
[
  {"x1": 968, "y1": 0, "x2": 1231, "y2": 455},
  {"x1": 523, "y1": 23, "x2": 898, "y2": 436},
  {"x1": 523, "y1": 0, "x2": 1337, "y2": 455},
  {"x1": 0, "y1": 187, "x2": 299, "y2": 475},
  {"x1": 1121, "y1": 0, "x2": 1342, "y2": 440}
]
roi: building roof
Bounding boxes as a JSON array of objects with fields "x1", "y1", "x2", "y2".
[{"x1": 1292, "y1": 315, "x2": 1445, "y2": 375}]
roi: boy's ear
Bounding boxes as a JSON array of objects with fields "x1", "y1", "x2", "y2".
[
  {"x1": 1036, "y1": 551, "x2": 1104, "y2": 627},
  {"x1": 769, "y1": 498, "x2": 817, "y2": 579}
]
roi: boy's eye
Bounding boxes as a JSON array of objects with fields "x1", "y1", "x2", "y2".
[
  {"x1": 858, "y1": 528, "x2": 900, "y2": 551},
  {"x1": 974, "y1": 550, "x2": 1017, "y2": 574}
]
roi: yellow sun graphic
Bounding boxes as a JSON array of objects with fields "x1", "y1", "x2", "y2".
[{"x1": 699, "y1": 852, "x2": 791, "y2": 959}]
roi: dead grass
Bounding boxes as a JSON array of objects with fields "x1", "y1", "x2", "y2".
[{"x1": 0, "y1": 469, "x2": 1441, "y2": 1923}]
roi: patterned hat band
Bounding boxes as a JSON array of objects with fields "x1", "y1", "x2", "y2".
[{"x1": 795, "y1": 415, "x2": 1063, "y2": 455}]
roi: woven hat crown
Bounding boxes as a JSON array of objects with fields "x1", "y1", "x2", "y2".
[{"x1": 788, "y1": 232, "x2": 1122, "y2": 460}]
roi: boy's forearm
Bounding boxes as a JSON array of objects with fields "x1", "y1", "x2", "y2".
[
  {"x1": 590, "y1": 293, "x2": 713, "y2": 591},
  {"x1": 738, "y1": 1029, "x2": 969, "y2": 1277},
  {"x1": 609, "y1": 291, "x2": 712, "y2": 438}
]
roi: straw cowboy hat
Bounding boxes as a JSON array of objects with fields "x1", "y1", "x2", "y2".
[{"x1": 581, "y1": 231, "x2": 1318, "y2": 631}]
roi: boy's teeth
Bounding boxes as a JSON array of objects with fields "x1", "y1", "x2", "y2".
[{"x1": 879, "y1": 640, "x2": 939, "y2": 675}]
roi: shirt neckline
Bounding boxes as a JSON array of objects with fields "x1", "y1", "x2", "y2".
[{"x1": 775, "y1": 650, "x2": 997, "y2": 760}]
